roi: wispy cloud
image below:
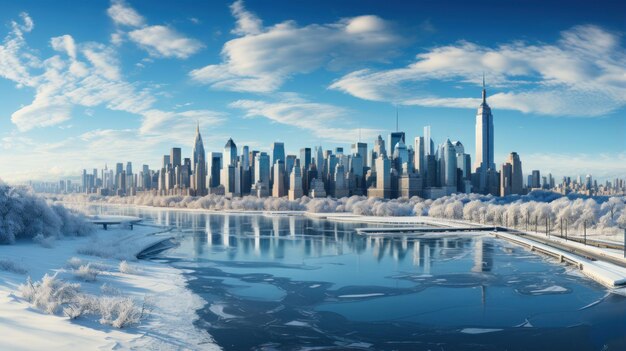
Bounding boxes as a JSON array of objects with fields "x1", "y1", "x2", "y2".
[
  {"x1": 190, "y1": 0, "x2": 402, "y2": 92},
  {"x1": 107, "y1": 0, "x2": 203, "y2": 59},
  {"x1": 330, "y1": 25, "x2": 626, "y2": 117},
  {"x1": 107, "y1": 0, "x2": 145, "y2": 27},
  {"x1": 0, "y1": 10, "x2": 218, "y2": 136},
  {"x1": 229, "y1": 93, "x2": 379, "y2": 143}
]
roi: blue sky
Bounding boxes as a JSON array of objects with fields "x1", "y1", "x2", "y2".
[{"x1": 0, "y1": 0, "x2": 624, "y2": 182}]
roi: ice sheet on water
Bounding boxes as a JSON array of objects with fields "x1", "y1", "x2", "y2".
[
  {"x1": 338, "y1": 293, "x2": 385, "y2": 298},
  {"x1": 285, "y1": 320, "x2": 311, "y2": 327},
  {"x1": 460, "y1": 328, "x2": 503, "y2": 334},
  {"x1": 514, "y1": 319, "x2": 533, "y2": 328},
  {"x1": 346, "y1": 342, "x2": 373, "y2": 348},
  {"x1": 578, "y1": 292, "x2": 610, "y2": 310},
  {"x1": 209, "y1": 303, "x2": 238, "y2": 319},
  {"x1": 530, "y1": 285, "x2": 568, "y2": 294}
]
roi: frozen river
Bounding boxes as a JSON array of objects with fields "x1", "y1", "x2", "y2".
[{"x1": 90, "y1": 205, "x2": 626, "y2": 350}]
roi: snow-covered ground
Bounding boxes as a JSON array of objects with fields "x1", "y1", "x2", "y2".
[{"x1": 0, "y1": 224, "x2": 219, "y2": 351}]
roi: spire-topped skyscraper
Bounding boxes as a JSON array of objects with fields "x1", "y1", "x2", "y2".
[
  {"x1": 192, "y1": 122, "x2": 207, "y2": 195},
  {"x1": 475, "y1": 75, "x2": 495, "y2": 171}
]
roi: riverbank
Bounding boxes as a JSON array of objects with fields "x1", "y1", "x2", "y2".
[{"x1": 0, "y1": 224, "x2": 219, "y2": 350}]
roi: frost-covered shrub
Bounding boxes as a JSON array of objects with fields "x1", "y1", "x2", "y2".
[
  {"x1": 20, "y1": 275, "x2": 148, "y2": 328},
  {"x1": 0, "y1": 259, "x2": 28, "y2": 274},
  {"x1": 100, "y1": 283, "x2": 122, "y2": 296},
  {"x1": 98, "y1": 296, "x2": 144, "y2": 328},
  {"x1": 0, "y1": 183, "x2": 93, "y2": 244},
  {"x1": 73, "y1": 264, "x2": 101, "y2": 282},
  {"x1": 66, "y1": 257, "x2": 84, "y2": 270},
  {"x1": 119, "y1": 260, "x2": 139, "y2": 274},
  {"x1": 20, "y1": 274, "x2": 81, "y2": 314}
]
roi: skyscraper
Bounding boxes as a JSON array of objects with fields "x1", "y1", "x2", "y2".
[
  {"x1": 299, "y1": 148, "x2": 311, "y2": 170},
  {"x1": 372, "y1": 135, "x2": 386, "y2": 168},
  {"x1": 367, "y1": 154, "x2": 391, "y2": 199},
  {"x1": 531, "y1": 170, "x2": 541, "y2": 189},
  {"x1": 272, "y1": 160, "x2": 286, "y2": 197},
  {"x1": 388, "y1": 132, "x2": 405, "y2": 158},
  {"x1": 288, "y1": 159, "x2": 303, "y2": 200},
  {"x1": 414, "y1": 136, "x2": 425, "y2": 176},
  {"x1": 208, "y1": 152, "x2": 222, "y2": 188},
  {"x1": 224, "y1": 138, "x2": 237, "y2": 167},
  {"x1": 170, "y1": 147, "x2": 182, "y2": 169},
  {"x1": 442, "y1": 139, "x2": 457, "y2": 188},
  {"x1": 351, "y1": 142, "x2": 367, "y2": 168},
  {"x1": 423, "y1": 126, "x2": 433, "y2": 156},
  {"x1": 192, "y1": 123, "x2": 207, "y2": 195},
  {"x1": 271, "y1": 142, "x2": 285, "y2": 168},
  {"x1": 500, "y1": 152, "x2": 523, "y2": 196},
  {"x1": 475, "y1": 76, "x2": 495, "y2": 171}
]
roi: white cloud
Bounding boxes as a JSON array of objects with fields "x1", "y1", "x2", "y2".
[
  {"x1": 0, "y1": 13, "x2": 39, "y2": 88},
  {"x1": 190, "y1": 0, "x2": 402, "y2": 92},
  {"x1": 128, "y1": 25, "x2": 204, "y2": 59},
  {"x1": 330, "y1": 25, "x2": 626, "y2": 117},
  {"x1": 8, "y1": 33, "x2": 155, "y2": 131},
  {"x1": 107, "y1": 1, "x2": 202, "y2": 59},
  {"x1": 1, "y1": 13, "x2": 214, "y2": 136},
  {"x1": 51, "y1": 35, "x2": 77, "y2": 59},
  {"x1": 107, "y1": 0, "x2": 145, "y2": 27},
  {"x1": 229, "y1": 0, "x2": 262, "y2": 35},
  {"x1": 229, "y1": 94, "x2": 379, "y2": 143}
]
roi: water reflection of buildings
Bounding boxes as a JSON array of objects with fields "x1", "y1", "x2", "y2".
[
  {"x1": 472, "y1": 237, "x2": 494, "y2": 273},
  {"x1": 145, "y1": 210, "x2": 495, "y2": 277}
]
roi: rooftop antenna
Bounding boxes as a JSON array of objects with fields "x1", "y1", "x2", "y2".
[{"x1": 482, "y1": 72, "x2": 487, "y2": 103}]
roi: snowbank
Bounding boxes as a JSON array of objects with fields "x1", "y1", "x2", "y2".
[{"x1": 0, "y1": 225, "x2": 218, "y2": 350}]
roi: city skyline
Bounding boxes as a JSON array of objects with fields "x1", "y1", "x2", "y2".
[
  {"x1": 58, "y1": 84, "x2": 625, "y2": 200},
  {"x1": 0, "y1": 0, "x2": 625, "y2": 183}
]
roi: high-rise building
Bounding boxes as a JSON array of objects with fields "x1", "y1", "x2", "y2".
[
  {"x1": 475, "y1": 76, "x2": 495, "y2": 171},
  {"x1": 392, "y1": 139, "x2": 408, "y2": 172},
  {"x1": 224, "y1": 138, "x2": 237, "y2": 167},
  {"x1": 389, "y1": 131, "x2": 405, "y2": 157},
  {"x1": 299, "y1": 148, "x2": 311, "y2": 170},
  {"x1": 414, "y1": 136, "x2": 425, "y2": 176},
  {"x1": 170, "y1": 147, "x2": 182, "y2": 169},
  {"x1": 423, "y1": 126, "x2": 433, "y2": 156},
  {"x1": 272, "y1": 160, "x2": 286, "y2": 197},
  {"x1": 333, "y1": 164, "x2": 349, "y2": 198},
  {"x1": 208, "y1": 152, "x2": 222, "y2": 188},
  {"x1": 351, "y1": 142, "x2": 367, "y2": 168},
  {"x1": 372, "y1": 135, "x2": 386, "y2": 168},
  {"x1": 442, "y1": 139, "x2": 457, "y2": 189},
  {"x1": 500, "y1": 152, "x2": 523, "y2": 196},
  {"x1": 315, "y1": 146, "x2": 324, "y2": 177},
  {"x1": 271, "y1": 142, "x2": 285, "y2": 168},
  {"x1": 367, "y1": 155, "x2": 391, "y2": 199},
  {"x1": 192, "y1": 124, "x2": 207, "y2": 195},
  {"x1": 531, "y1": 170, "x2": 541, "y2": 189},
  {"x1": 288, "y1": 159, "x2": 303, "y2": 200}
]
